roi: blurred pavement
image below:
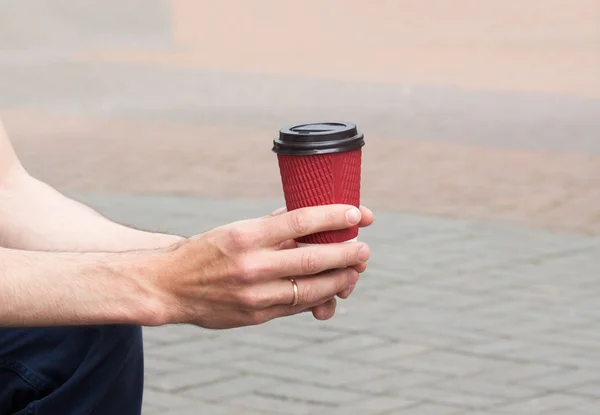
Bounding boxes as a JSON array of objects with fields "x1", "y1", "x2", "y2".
[{"x1": 1, "y1": 1, "x2": 599, "y2": 414}]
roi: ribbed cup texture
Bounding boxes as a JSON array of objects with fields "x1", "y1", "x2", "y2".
[{"x1": 277, "y1": 149, "x2": 362, "y2": 244}]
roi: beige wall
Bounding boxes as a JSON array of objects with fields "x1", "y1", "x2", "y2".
[{"x1": 83, "y1": 0, "x2": 600, "y2": 97}]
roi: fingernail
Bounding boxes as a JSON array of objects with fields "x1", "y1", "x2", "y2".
[
  {"x1": 345, "y1": 207, "x2": 361, "y2": 225},
  {"x1": 358, "y1": 244, "x2": 370, "y2": 262},
  {"x1": 348, "y1": 284, "x2": 355, "y2": 295},
  {"x1": 271, "y1": 207, "x2": 287, "y2": 215}
]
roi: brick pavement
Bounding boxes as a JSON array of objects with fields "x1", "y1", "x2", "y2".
[{"x1": 74, "y1": 192, "x2": 600, "y2": 414}]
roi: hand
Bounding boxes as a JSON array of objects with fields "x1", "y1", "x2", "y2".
[
  {"x1": 148, "y1": 204, "x2": 372, "y2": 329},
  {"x1": 268, "y1": 205, "x2": 375, "y2": 320}
]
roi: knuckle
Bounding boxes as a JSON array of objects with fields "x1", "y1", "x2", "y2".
[
  {"x1": 299, "y1": 282, "x2": 316, "y2": 303},
  {"x1": 344, "y1": 247, "x2": 359, "y2": 265},
  {"x1": 300, "y1": 251, "x2": 321, "y2": 274},
  {"x1": 325, "y1": 208, "x2": 338, "y2": 226},
  {"x1": 248, "y1": 310, "x2": 270, "y2": 325},
  {"x1": 234, "y1": 256, "x2": 262, "y2": 283},
  {"x1": 289, "y1": 212, "x2": 309, "y2": 235},
  {"x1": 236, "y1": 288, "x2": 263, "y2": 310},
  {"x1": 223, "y1": 226, "x2": 255, "y2": 252}
]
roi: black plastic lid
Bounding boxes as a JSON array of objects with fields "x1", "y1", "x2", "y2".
[{"x1": 272, "y1": 121, "x2": 364, "y2": 156}]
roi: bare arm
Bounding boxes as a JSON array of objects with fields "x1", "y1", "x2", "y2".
[
  {"x1": 0, "y1": 121, "x2": 182, "y2": 252},
  {"x1": 0, "y1": 247, "x2": 163, "y2": 327},
  {"x1": 0, "y1": 120, "x2": 180, "y2": 327},
  {"x1": 0, "y1": 120, "x2": 373, "y2": 328}
]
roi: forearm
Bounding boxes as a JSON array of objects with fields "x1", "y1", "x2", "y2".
[
  {"x1": 0, "y1": 171, "x2": 181, "y2": 252},
  {"x1": 0, "y1": 246, "x2": 166, "y2": 327}
]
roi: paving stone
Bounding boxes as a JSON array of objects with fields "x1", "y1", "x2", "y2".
[
  {"x1": 306, "y1": 364, "x2": 396, "y2": 388},
  {"x1": 458, "y1": 339, "x2": 534, "y2": 356},
  {"x1": 345, "y1": 371, "x2": 445, "y2": 395},
  {"x1": 140, "y1": 404, "x2": 163, "y2": 415},
  {"x1": 399, "y1": 387, "x2": 503, "y2": 409},
  {"x1": 475, "y1": 362, "x2": 569, "y2": 384},
  {"x1": 141, "y1": 389, "x2": 203, "y2": 410},
  {"x1": 250, "y1": 351, "x2": 349, "y2": 374},
  {"x1": 159, "y1": 404, "x2": 270, "y2": 415},
  {"x1": 338, "y1": 342, "x2": 432, "y2": 364},
  {"x1": 391, "y1": 351, "x2": 498, "y2": 377},
  {"x1": 258, "y1": 320, "x2": 343, "y2": 343},
  {"x1": 517, "y1": 369, "x2": 600, "y2": 392},
  {"x1": 393, "y1": 403, "x2": 464, "y2": 415},
  {"x1": 430, "y1": 378, "x2": 542, "y2": 401},
  {"x1": 145, "y1": 338, "x2": 223, "y2": 359},
  {"x1": 493, "y1": 393, "x2": 595, "y2": 414},
  {"x1": 295, "y1": 333, "x2": 390, "y2": 356},
  {"x1": 570, "y1": 382, "x2": 600, "y2": 399},
  {"x1": 144, "y1": 355, "x2": 195, "y2": 375},
  {"x1": 229, "y1": 356, "x2": 389, "y2": 388},
  {"x1": 147, "y1": 342, "x2": 265, "y2": 366},
  {"x1": 223, "y1": 357, "x2": 345, "y2": 385},
  {"x1": 228, "y1": 393, "x2": 327, "y2": 415},
  {"x1": 259, "y1": 382, "x2": 367, "y2": 406},
  {"x1": 457, "y1": 411, "x2": 517, "y2": 415},
  {"x1": 319, "y1": 396, "x2": 417, "y2": 415},
  {"x1": 181, "y1": 375, "x2": 279, "y2": 402},
  {"x1": 560, "y1": 401, "x2": 600, "y2": 415},
  {"x1": 145, "y1": 366, "x2": 239, "y2": 393},
  {"x1": 227, "y1": 329, "x2": 313, "y2": 351}
]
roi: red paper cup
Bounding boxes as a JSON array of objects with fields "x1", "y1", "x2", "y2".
[{"x1": 272, "y1": 122, "x2": 364, "y2": 245}]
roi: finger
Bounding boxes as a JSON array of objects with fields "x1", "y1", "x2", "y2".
[
  {"x1": 277, "y1": 239, "x2": 297, "y2": 250},
  {"x1": 337, "y1": 285, "x2": 354, "y2": 299},
  {"x1": 337, "y1": 270, "x2": 360, "y2": 299},
  {"x1": 336, "y1": 263, "x2": 365, "y2": 299},
  {"x1": 312, "y1": 298, "x2": 337, "y2": 320},
  {"x1": 358, "y1": 205, "x2": 375, "y2": 228},
  {"x1": 256, "y1": 267, "x2": 357, "y2": 308},
  {"x1": 251, "y1": 242, "x2": 369, "y2": 280},
  {"x1": 352, "y1": 263, "x2": 367, "y2": 273},
  {"x1": 337, "y1": 282, "x2": 357, "y2": 299},
  {"x1": 268, "y1": 206, "x2": 369, "y2": 227},
  {"x1": 249, "y1": 293, "x2": 336, "y2": 325},
  {"x1": 255, "y1": 204, "x2": 362, "y2": 246}
]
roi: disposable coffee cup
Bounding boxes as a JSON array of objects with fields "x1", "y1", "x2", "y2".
[{"x1": 272, "y1": 121, "x2": 364, "y2": 245}]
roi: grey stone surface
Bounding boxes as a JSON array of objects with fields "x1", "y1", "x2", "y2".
[{"x1": 67, "y1": 191, "x2": 600, "y2": 414}]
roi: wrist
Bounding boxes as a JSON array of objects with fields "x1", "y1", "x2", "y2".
[
  {"x1": 104, "y1": 248, "x2": 172, "y2": 327},
  {"x1": 139, "y1": 232, "x2": 185, "y2": 251},
  {"x1": 123, "y1": 242, "x2": 187, "y2": 326}
]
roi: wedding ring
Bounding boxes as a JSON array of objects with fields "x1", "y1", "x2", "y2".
[{"x1": 289, "y1": 279, "x2": 299, "y2": 307}]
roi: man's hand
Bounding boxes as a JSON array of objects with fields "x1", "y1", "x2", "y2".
[
  {"x1": 266, "y1": 205, "x2": 374, "y2": 321},
  {"x1": 0, "y1": 204, "x2": 373, "y2": 328},
  {"x1": 0, "y1": 119, "x2": 375, "y2": 329},
  {"x1": 146, "y1": 204, "x2": 372, "y2": 329}
]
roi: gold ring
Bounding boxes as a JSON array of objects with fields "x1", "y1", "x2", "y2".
[{"x1": 289, "y1": 279, "x2": 299, "y2": 307}]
